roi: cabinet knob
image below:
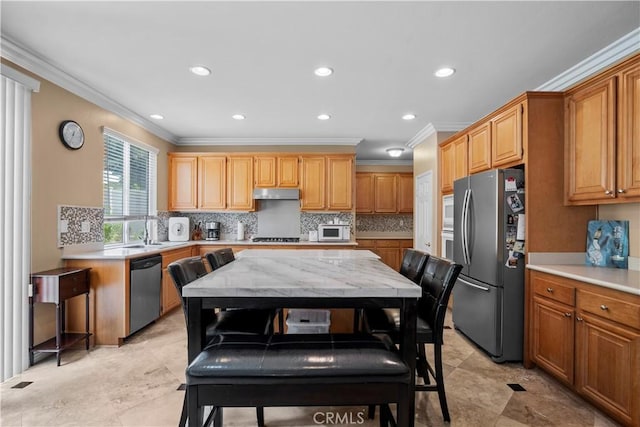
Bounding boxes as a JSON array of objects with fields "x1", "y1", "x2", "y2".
[
  {"x1": 604, "y1": 190, "x2": 613, "y2": 196},
  {"x1": 600, "y1": 304, "x2": 608, "y2": 311},
  {"x1": 617, "y1": 189, "x2": 625, "y2": 194},
  {"x1": 546, "y1": 287, "x2": 553, "y2": 293},
  {"x1": 576, "y1": 317, "x2": 583, "y2": 322},
  {"x1": 564, "y1": 312, "x2": 572, "y2": 318}
]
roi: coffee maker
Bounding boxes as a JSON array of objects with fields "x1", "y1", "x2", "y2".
[{"x1": 205, "y1": 222, "x2": 220, "y2": 241}]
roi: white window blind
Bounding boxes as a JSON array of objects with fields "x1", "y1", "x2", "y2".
[{"x1": 102, "y1": 128, "x2": 157, "y2": 245}]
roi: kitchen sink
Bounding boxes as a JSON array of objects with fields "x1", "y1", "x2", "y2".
[{"x1": 126, "y1": 243, "x2": 166, "y2": 249}]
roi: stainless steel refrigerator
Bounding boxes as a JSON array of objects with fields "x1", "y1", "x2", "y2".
[{"x1": 452, "y1": 168, "x2": 525, "y2": 362}]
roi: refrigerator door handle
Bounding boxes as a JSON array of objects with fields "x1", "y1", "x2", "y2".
[
  {"x1": 458, "y1": 277, "x2": 490, "y2": 292},
  {"x1": 462, "y1": 189, "x2": 471, "y2": 265}
]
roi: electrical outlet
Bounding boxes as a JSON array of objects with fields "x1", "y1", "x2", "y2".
[
  {"x1": 399, "y1": 219, "x2": 404, "y2": 226},
  {"x1": 59, "y1": 220, "x2": 68, "y2": 233},
  {"x1": 81, "y1": 221, "x2": 91, "y2": 233}
]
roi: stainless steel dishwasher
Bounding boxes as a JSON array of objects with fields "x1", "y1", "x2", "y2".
[{"x1": 129, "y1": 255, "x2": 162, "y2": 335}]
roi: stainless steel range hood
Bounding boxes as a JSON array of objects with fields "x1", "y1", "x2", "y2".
[{"x1": 252, "y1": 188, "x2": 299, "y2": 200}]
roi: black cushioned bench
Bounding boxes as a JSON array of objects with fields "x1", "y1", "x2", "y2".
[{"x1": 186, "y1": 333, "x2": 410, "y2": 426}]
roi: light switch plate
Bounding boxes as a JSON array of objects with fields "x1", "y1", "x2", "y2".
[
  {"x1": 59, "y1": 219, "x2": 68, "y2": 233},
  {"x1": 81, "y1": 221, "x2": 91, "y2": 233}
]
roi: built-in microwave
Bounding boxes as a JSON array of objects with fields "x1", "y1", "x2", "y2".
[
  {"x1": 442, "y1": 195, "x2": 454, "y2": 231},
  {"x1": 318, "y1": 224, "x2": 350, "y2": 242}
]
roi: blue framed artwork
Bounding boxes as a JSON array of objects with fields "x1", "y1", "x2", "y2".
[{"x1": 586, "y1": 220, "x2": 629, "y2": 269}]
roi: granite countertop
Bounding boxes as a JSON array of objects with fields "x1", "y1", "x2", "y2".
[
  {"x1": 526, "y1": 253, "x2": 640, "y2": 296},
  {"x1": 183, "y1": 251, "x2": 420, "y2": 298},
  {"x1": 62, "y1": 239, "x2": 359, "y2": 260}
]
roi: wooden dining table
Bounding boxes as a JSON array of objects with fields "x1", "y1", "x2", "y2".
[{"x1": 182, "y1": 249, "x2": 422, "y2": 426}]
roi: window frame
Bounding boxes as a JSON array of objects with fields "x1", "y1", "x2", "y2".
[{"x1": 102, "y1": 127, "x2": 158, "y2": 247}]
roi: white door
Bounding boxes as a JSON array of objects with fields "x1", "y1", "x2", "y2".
[{"x1": 414, "y1": 171, "x2": 433, "y2": 253}]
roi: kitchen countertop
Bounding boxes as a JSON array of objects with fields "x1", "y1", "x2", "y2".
[
  {"x1": 237, "y1": 249, "x2": 379, "y2": 259},
  {"x1": 61, "y1": 239, "x2": 359, "y2": 260},
  {"x1": 527, "y1": 253, "x2": 640, "y2": 296}
]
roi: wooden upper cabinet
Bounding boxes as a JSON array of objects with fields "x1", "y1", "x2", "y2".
[
  {"x1": 356, "y1": 173, "x2": 375, "y2": 213},
  {"x1": 453, "y1": 135, "x2": 468, "y2": 182},
  {"x1": 566, "y1": 77, "x2": 617, "y2": 203},
  {"x1": 374, "y1": 174, "x2": 398, "y2": 213},
  {"x1": 397, "y1": 174, "x2": 413, "y2": 213},
  {"x1": 277, "y1": 156, "x2": 299, "y2": 187},
  {"x1": 254, "y1": 156, "x2": 277, "y2": 188},
  {"x1": 617, "y1": 62, "x2": 640, "y2": 200},
  {"x1": 326, "y1": 156, "x2": 353, "y2": 211},
  {"x1": 300, "y1": 156, "x2": 326, "y2": 210},
  {"x1": 468, "y1": 123, "x2": 491, "y2": 174},
  {"x1": 227, "y1": 156, "x2": 254, "y2": 211},
  {"x1": 168, "y1": 155, "x2": 198, "y2": 211},
  {"x1": 439, "y1": 141, "x2": 455, "y2": 194},
  {"x1": 198, "y1": 156, "x2": 226, "y2": 210},
  {"x1": 491, "y1": 103, "x2": 523, "y2": 167}
]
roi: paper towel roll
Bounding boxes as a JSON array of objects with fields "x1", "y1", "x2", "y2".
[{"x1": 237, "y1": 222, "x2": 245, "y2": 241}]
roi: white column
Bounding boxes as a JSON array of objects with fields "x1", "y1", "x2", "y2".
[{"x1": 0, "y1": 65, "x2": 39, "y2": 381}]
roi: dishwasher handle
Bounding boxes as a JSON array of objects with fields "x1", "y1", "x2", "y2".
[{"x1": 130, "y1": 255, "x2": 162, "y2": 270}]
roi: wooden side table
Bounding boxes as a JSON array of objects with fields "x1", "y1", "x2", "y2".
[{"x1": 29, "y1": 267, "x2": 91, "y2": 366}]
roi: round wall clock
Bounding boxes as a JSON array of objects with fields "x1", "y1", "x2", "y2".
[{"x1": 58, "y1": 120, "x2": 85, "y2": 150}]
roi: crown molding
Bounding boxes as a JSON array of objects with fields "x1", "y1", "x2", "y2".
[
  {"x1": 176, "y1": 137, "x2": 363, "y2": 146},
  {"x1": 406, "y1": 121, "x2": 469, "y2": 148},
  {"x1": 356, "y1": 159, "x2": 413, "y2": 166},
  {"x1": 537, "y1": 27, "x2": 640, "y2": 91},
  {"x1": 1, "y1": 35, "x2": 179, "y2": 144}
]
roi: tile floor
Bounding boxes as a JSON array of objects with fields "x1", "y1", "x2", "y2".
[{"x1": 1, "y1": 309, "x2": 620, "y2": 427}]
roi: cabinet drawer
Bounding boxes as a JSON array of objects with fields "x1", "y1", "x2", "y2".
[
  {"x1": 577, "y1": 289, "x2": 640, "y2": 330},
  {"x1": 163, "y1": 247, "x2": 195, "y2": 266},
  {"x1": 400, "y1": 240, "x2": 413, "y2": 248},
  {"x1": 532, "y1": 273, "x2": 575, "y2": 306},
  {"x1": 376, "y1": 240, "x2": 401, "y2": 248},
  {"x1": 58, "y1": 270, "x2": 90, "y2": 301}
]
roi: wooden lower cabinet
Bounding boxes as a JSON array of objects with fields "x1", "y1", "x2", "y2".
[
  {"x1": 356, "y1": 239, "x2": 412, "y2": 271},
  {"x1": 529, "y1": 270, "x2": 640, "y2": 426},
  {"x1": 161, "y1": 247, "x2": 194, "y2": 315}
]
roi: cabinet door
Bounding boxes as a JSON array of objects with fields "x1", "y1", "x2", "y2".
[
  {"x1": 468, "y1": 123, "x2": 491, "y2": 174},
  {"x1": 327, "y1": 156, "x2": 353, "y2": 211},
  {"x1": 532, "y1": 296, "x2": 575, "y2": 385},
  {"x1": 374, "y1": 174, "x2": 397, "y2": 213},
  {"x1": 356, "y1": 173, "x2": 374, "y2": 213},
  {"x1": 198, "y1": 156, "x2": 226, "y2": 210},
  {"x1": 168, "y1": 155, "x2": 198, "y2": 211},
  {"x1": 491, "y1": 103, "x2": 523, "y2": 167},
  {"x1": 227, "y1": 156, "x2": 254, "y2": 210},
  {"x1": 254, "y1": 156, "x2": 277, "y2": 188},
  {"x1": 377, "y1": 248, "x2": 401, "y2": 271},
  {"x1": 277, "y1": 156, "x2": 299, "y2": 187},
  {"x1": 300, "y1": 156, "x2": 326, "y2": 210},
  {"x1": 566, "y1": 77, "x2": 616, "y2": 203},
  {"x1": 617, "y1": 63, "x2": 640, "y2": 200},
  {"x1": 161, "y1": 268, "x2": 181, "y2": 315},
  {"x1": 397, "y1": 174, "x2": 414, "y2": 213},
  {"x1": 440, "y1": 141, "x2": 455, "y2": 193},
  {"x1": 575, "y1": 312, "x2": 639, "y2": 426},
  {"x1": 453, "y1": 135, "x2": 468, "y2": 183}
]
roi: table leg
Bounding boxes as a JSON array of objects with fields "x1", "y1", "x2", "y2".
[
  {"x1": 186, "y1": 297, "x2": 204, "y2": 364},
  {"x1": 398, "y1": 298, "x2": 417, "y2": 427},
  {"x1": 55, "y1": 303, "x2": 62, "y2": 366},
  {"x1": 29, "y1": 297, "x2": 34, "y2": 366},
  {"x1": 85, "y1": 292, "x2": 90, "y2": 351}
]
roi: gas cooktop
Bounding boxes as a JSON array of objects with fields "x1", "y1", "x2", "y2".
[{"x1": 252, "y1": 237, "x2": 300, "y2": 243}]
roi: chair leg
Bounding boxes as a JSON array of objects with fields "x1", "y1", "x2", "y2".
[
  {"x1": 368, "y1": 404, "x2": 376, "y2": 419},
  {"x1": 179, "y1": 393, "x2": 187, "y2": 427},
  {"x1": 434, "y1": 343, "x2": 450, "y2": 422},
  {"x1": 187, "y1": 387, "x2": 203, "y2": 427},
  {"x1": 256, "y1": 407, "x2": 265, "y2": 426},
  {"x1": 416, "y1": 344, "x2": 430, "y2": 385},
  {"x1": 278, "y1": 309, "x2": 284, "y2": 334},
  {"x1": 378, "y1": 404, "x2": 387, "y2": 427}
]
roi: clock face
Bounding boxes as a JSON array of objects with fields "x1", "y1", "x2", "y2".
[{"x1": 59, "y1": 120, "x2": 84, "y2": 150}]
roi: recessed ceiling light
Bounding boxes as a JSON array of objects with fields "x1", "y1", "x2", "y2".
[
  {"x1": 189, "y1": 65, "x2": 211, "y2": 76},
  {"x1": 386, "y1": 148, "x2": 405, "y2": 158},
  {"x1": 232, "y1": 114, "x2": 246, "y2": 120},
  {"x1": 314, "y1": 67, "x2": 333, "y2": 77},
  {"x1": 149, "y1": 114, "x2": 164, "y2": 120},
  {"x1": 402, "y1": 114, "x2": 416, "y2": 121},
  {"x1": 317, "y1": 114, "x2": 331, "y2": 120},
  {"x1": 434, "y1": 67, "x2": 455, "y2": 78}
]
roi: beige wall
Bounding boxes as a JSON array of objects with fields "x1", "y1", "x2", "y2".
[{"x1": 599, "y1": 203, "x2": 640, "y2": 257}]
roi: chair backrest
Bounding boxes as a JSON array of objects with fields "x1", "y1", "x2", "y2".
[
  {"x1": 399, "y1": 249, "x2": 429, "y2": 284},
  {"x1": 205, "y1": 248, "x2": 235, "y2": 271},
  {"x1": 167, "y1": 256, "x2": 208, "y2": 321},
  {"x1": 417, "y1": 255, "x2": 462, "y2": 344}
]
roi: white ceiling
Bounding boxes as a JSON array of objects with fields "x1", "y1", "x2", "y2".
[{"x1": 2, "y1": 1, "x2": 639, "y2": 161}]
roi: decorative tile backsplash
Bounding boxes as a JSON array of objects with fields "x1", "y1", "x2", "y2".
[
  {"x1": 57, "y1": 205, "x2": 104, "y2": 247},
  {"x1": 355, "y1": 214, "x2": 413, "y2": 233}
]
